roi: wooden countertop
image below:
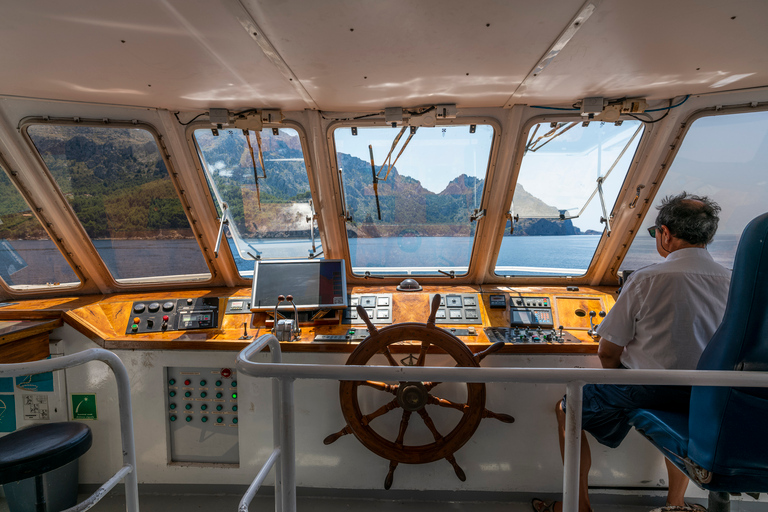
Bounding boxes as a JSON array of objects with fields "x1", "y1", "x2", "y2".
[{"x1": 0, "y1": 285, "x2": 616, "y2": 355}]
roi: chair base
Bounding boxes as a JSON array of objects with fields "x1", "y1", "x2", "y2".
[{"x1": 2, "y1": 460, "x2": 79, "y2": 512}]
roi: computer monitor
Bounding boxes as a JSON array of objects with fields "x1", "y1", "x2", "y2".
[{"x1": 250, "y1": 259, "x2": 347, "y2": 312}]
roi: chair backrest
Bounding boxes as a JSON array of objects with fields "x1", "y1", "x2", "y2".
[{"x1": 689, "y1": 212, "x2": 768, "y2": 481}]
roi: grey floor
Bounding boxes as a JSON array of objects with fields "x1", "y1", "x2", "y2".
[{"x1": 0, "y1": 487, "x2": 766, "y2": 512}]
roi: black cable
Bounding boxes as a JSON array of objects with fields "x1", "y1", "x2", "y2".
[{"x1": 174, "y1": 111, "x2": 207, "y2": 126}]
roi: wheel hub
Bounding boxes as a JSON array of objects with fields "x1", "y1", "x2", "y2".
[{"x1": 396, "y1": 381, "x2": 428, "y2": 411}]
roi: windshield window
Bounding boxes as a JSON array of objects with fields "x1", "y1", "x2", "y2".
[
  {"x1": 334, "y1": 125, "x2": 493, "y2": 276},
  {"x1": 26, "y1": 124, "x2": 210, "y2": 283},
  {"x1": 193, "y1": 127, "x2": 317, "y2": 278},
  {"x1": 495, "y1": 120, "x2": 643, "y2": 276},
  {"x1": 622, "y1": 110, "x2": 768, "y2": 271},
  {"x1": 0, "y1": 164, "x2": 80, "y2": 289}
]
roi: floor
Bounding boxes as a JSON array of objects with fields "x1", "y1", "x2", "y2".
[{"x1": 3, "y1": 488, "x2": 764, "y2": 512}]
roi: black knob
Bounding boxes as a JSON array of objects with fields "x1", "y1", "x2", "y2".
[
  {"x1": 599, "y1": 311, "x2": 606, "y2": 317},
  {"x1": 589, "y1": 310, "x2": 596, "y2": 317}
]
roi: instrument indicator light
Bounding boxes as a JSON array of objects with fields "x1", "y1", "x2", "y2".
[
  {"x1": 170, "y1": 415, "x2": 177, "y2": 422},
  {"x1": 170, "y1": 403, "x2": 176, "y2": 410},
  {"x1": 185, "y1": 404, "x2": 192, "y2": 410},
  {"x1": 216, "y1": 405, "x2": 223, "y2": 411},
  {"x1": 233, "y1": 417, "x2": 238, "y2": 424},
  {"x1": 232, "y1": 405, "x2": 238, "y2": 412},
  {"x1": 200, "y1": 392, "x2": 207, "y2": 398},
  {"x1": 133, "y1": 317, "x2": 140, "y2": 324},
  {"x1": 169, "y1": 391, "x2": 176, "y2": 397},
  {"x1": 217, "y1": 417, "x2": 223, "y2": 424},
  {"x1": 221, "y1": 368, "x2": 232, "y2": 378},
  {"x1": 185, "y1": 416, "x2": 193, "y2": 422},
  {"x1": 201, "y1": 416, "x2": 208, "y2": 423},
  {"x1": 232, "y1": 381, "x2": 237, "y2": 387},
  {"x1": 131, "y1": 324, "x2": 138, "y2": 331},
  {"x1": 201, "y1": 404, "x2": 207, "y2": 411},
  {"x1": 215, "y1": 380, "x2": 222, "y2": 387},
  {"x1": 169, "y1": 379, "x2": 176, "y2": 385},
  {"x1": 200, "y1": 380, "x2": 206, "y2": 386},
  {"x1": 163, "y1": 315, "x2": 169, "y2": 322},
  {"x1": 185, "y1": 391, "x2": 191, "y2": 397},
  {"x1": 184, "y1": 379, "x2": 191, "y2": 386},
  {"x1": 216, "y1": 392, "x2": 222, "y2": 399},
  {"x1": 232, "y1": 393, "x2": 237, "y2": 399}
]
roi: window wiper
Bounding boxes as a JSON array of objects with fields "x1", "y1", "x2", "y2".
[
  {"x1": 244, "y1": 129, "x2": 266, "y2": 210},
  {"x1": 199, "y1": 148, "x2": 261, "y2": 260},
  {"x1": 368, "y1": 145, "x2": 382, "y2": 220},
  {"x1": 438, "y1": 269, "x2": 456, "y2": 278},
  {"x1": 376, "y1": 126, "x2": 417, "y2": 181},
  {"x1": 526, "y1": 122, "x2": 577, "y2": 152}
]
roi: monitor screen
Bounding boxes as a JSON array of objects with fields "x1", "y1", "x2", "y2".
[{"x1": 250, "y1": 259, "x2": 347, "y2": 311}]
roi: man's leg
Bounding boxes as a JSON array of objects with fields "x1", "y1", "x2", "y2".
[
  {"x1": 556, "y1": 399, "x2": 592, "y2": 512},
  {"x1": 664, "y1": 457, "x2": 689, "y2": 506}
]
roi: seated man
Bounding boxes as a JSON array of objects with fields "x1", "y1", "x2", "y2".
[{"x1": 533, "y1": 192, "x2": 731, "y2": 512}]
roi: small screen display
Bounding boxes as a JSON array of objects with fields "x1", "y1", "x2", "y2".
[
  {"x1": 251, "y1": 259, "x2": 347, "y2": 311},
  {"x1": 510, "y1": 308, "x2": 553, "y2": 327},
  {"x1": 182, "y1": 314, "x2": 211, "y2": 323}
]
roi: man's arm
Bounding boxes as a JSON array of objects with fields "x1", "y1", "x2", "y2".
[{"x1": 596, "y1": 337, "x2": 624, "y2": 368}]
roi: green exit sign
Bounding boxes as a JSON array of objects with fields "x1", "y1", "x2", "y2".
[{"x1": 71, "y1": 394, "x2": 97, "y2": 420}]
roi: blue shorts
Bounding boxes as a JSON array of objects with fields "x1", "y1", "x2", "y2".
[{"x1": 562, "y1": 384, "x2": 691, "y2": 449}]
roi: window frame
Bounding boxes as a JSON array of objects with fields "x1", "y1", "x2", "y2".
[
  {"x1": 20, "y1": 117, "x2": 216, "y2": 288},
  {"x1": 186, "y1": 120, "x2": 321, "y2": 283},
  {"x1": 0, "y1": 153, "x2": 86, "y2": 295},
  {"x1": 326, "y1": 116, "x2": 502, "y2": 281},
  {"x1": 610, "y1": 103, "x2": 768, "y2": 277},
  {"x1": 489, "y1": 113, "x2": 649, "y2": 284}
]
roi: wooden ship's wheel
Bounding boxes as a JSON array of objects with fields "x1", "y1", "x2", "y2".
[{"x1": 324, "y1": 294, "x2": 514, "y2": 489}]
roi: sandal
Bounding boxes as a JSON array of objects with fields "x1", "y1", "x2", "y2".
[
  {"x1": 531, "y1": 498, "x2": 560, "y2": 512},
  {"x1": 651, "y1": 503, "x2": 707, "y2": 512}
]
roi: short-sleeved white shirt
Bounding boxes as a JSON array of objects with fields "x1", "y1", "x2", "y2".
[{"x1": 596, "y1": 248, "x2": 731, "y2": 370}]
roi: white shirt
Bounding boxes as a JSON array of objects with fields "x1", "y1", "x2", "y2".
[{"x1": 597, "y1": 248, "x2": 731, "y2": 370}]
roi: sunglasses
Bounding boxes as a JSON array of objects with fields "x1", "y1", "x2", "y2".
[{"x1": 648, "y1": 226, "x2": 660, "y2": 238}]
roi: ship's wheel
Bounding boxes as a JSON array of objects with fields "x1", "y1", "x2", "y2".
[{"x1": 324, "y1": 294, "x2": 514, "y2": 489}]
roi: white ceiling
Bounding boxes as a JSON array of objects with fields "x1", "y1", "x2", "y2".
[{"x1": 1, "y1": 0, "x2": 767, "y2": 112}]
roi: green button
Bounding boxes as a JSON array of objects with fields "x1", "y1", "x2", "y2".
[
  {"x1": 215, "y1": 380, "x2": 222, "y2": 387},
  {"x1": 169, "y1": 379, "x2": 176, "y2": 385},
  {"x1": 186, "y1": 416, "x2": 193, "y2": 422},
  {"x1": 169, "y1": 391, "x2": 176, "y2": 397},
  {"x1": 170, "y1": 415, "x2": 177, "y2": 422},
  {"x1": 233, "y1": 417, "x2": 238, "y2": 424},
  {"x1": 170, "y1": 403, "x2": 176, "y2": 410},
  {"x1": 216, "y1": 392, "x2": 222, "y2": 399},
  {"x1": 200, "y1": 380, "x2": 206, "y2": 386},
  {"x1": 217, "y1": 417, "x2": 223, "y2": 424},
  {"x1": 201, "y1": 416, "x2": 208, "y2": 423},
  {"x1": 185, "y1": 403, "x2": 192, "y2": 410},
  {"x1": 232, "y1": 393, "x2": 237, "y2": 399},
  {"x1": 201, "y1": 404, "x2": 207, "y2": 411},
  {"x1": 185, "y1": 391, "x2": 191, "y2": 397},
  {"x1": 216, "y1": 405, "x2": 223, "y2": 411},
  {"x1": 232, "y1": 405, "x2": 238, "y2": 412},
  {"x1": 200, "y1": 391, "x2": 207, "y2": 398},
  {"x1": 131, "y1": 324, "x2": 138, "y2": 330},
  {"x1": 232, "y1": 381, "x2": 237, "y2": 387}
]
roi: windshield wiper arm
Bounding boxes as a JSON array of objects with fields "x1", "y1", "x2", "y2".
[
  {"x1": 244, "y1": 129, "x2": 266, "y2": 210},
  {"x1": 368, "y1": 144, "x2": 382, "y2": 220},
  {"x1": 376, "y1": 126, "x2": 417, "y2": 181},
  {"x1": 438, "y1": 269, "x2": 456, "y2": 278}
]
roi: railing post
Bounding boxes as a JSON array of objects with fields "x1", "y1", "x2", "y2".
[
  {"x1": 272, "y1": 375, "x2": 282, "y2": 512},
  {"x1": 563, "y1": 381, "x2": 584, "y2": 512},
  {"x1": 280, "y1": 377, "x2": 296, "y2": 512}
]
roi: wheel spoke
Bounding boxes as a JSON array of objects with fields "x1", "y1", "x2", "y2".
[
  {"x1": 384, "y1": 460, "x2": 398, "y2": 490},
  {"x1": 416, "y1": 341, "x2": 431, "y2": 366},
  {"x1": 395, "y1": 410, "x2": 412, "y2": 446},
  {"x1": 416, "y1": 408, "x2": 443, "y2": 441},
  {"x1": 427, "y1": 394, "x2": 468, "y2": 413},
  {"x1": 360, "y1": 380, "x2": 399, "y2": 395},
  {"x1": 482, "y1": 408, "x2": 515, "y2": 423},
  {"x1": 323, "y1": 425, "x2": 353, "y2": 445},
  {"x1": 362, "y1": 398, "x2": 400, "y2": 426},
  {"x1": 423, "y1": 381, "x2": 442, "y2": 391},
  {"x1": 380, "y1": 347, "x2": 399, "y2": 366},
  {"x1": 446, "y1": 454, "x2": 466, "y2": 481}
]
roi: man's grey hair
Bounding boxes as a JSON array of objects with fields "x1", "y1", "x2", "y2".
[{"x1": 655, "y1": 192, "x2": 721, "y2": 245}]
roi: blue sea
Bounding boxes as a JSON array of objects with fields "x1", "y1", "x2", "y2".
[{"x1": 0, "y1": 235, "x2": 740, "y2": 287}]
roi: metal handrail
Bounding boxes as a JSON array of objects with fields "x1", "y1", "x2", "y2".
[
  {"x1": 0, "y1": 348, "x2": 139, "y2": 512},
  {"x1": 236, "y1": 333, "x2": 768, "y2": 512}
]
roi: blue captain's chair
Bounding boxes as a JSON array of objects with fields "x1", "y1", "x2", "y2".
[{"x1": 627, "y1": 211, "x2": 768, "y2": 512}]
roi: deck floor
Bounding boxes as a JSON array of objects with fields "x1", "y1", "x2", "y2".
[{"x1": 2, "y1": 489, "x2": 765, "y2": 512}]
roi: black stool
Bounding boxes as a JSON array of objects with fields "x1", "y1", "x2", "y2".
[{"x1": 0, "y1": 422, "x2": 92, "y2": 512}]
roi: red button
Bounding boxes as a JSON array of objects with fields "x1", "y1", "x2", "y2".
[
  {"x1": 163, "y1": 315, "x2": 169, "y2": 322},
  {"x1": 220, "y1": 368, "x2": 232, "y2": 378},
  {"x1": 184, "y1": 379, "x2": 191, "y2": 386}
]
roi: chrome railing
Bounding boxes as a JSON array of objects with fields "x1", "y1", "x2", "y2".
[
  {"x1": 0, "y1": 348, "x2": 139, "y2": 512},
  {"x1": 237, "y1": 333, "x2": 768, "y2": 512}
]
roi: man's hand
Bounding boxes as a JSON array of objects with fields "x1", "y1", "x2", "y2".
[{"x1": 597, "y1": 338, "x2": 623, "y2": 369}]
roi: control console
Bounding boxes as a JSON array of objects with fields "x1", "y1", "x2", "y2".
[
  {"x1": 428, "y1": 293, "x2": 482, "y2": 324},
  {"x1": 126, "y1": 297, "x2": 219, "y2": 334},
  {"x1": 508, "y1": 296, "x2": 554, "y2": 328},
  {"x1": 485, "y1": 326, "x2": 578, "y2": 344}
]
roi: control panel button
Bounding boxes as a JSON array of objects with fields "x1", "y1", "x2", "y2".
[
  {"x1": 233, "y1": 417, "x2": 238, "y2": 424},
  {"x1": 131, "y1": 324, "x2": 138, "y2": 332},
  {"x1": 216, "y1": 392, "x2": 223, "y2": 399},
  {"x1": 184, "y1": 380, "x2": 191, "y2": 386},
  {"x1": 216, "y1": 417, "x2": 223, "y2": 424},
  {"x1": 170, "y1": 403, "x2": 176, "y2": 410},
  {"x1": 216, "y1": 405, "x2": 223, "y2": 411},
  {"x1": 201, "y1": 404, "x2": 207, "y2": 411},
  {"x1": 185, "y1": 416, "x2": 193, "y2": 422},
  {"x1": 200, "y1": 392, "x2": 207, "y2": 398},
  {"x1": 201, "y1": 416, "x2": 208, "y2": 423},
  {"x1": 185, "y1": 391, "x2": 191, "y2": 398},
  {"x1": 169, "y1": 391, "x2": 176, "y2": 397},
  {"x1": 215, "y1": 380, "x2": 222, "y2": 387},
  {"x1": 232, "y1": 405, "x2": 238, "y2": 412},
  {"x1": 133, "y1": 317, "x2": 140, "y2": 325},
  {"x1": 185, "y1": 403, "x2": 192, "y2": 410},
  {"x1": 200, "y1": 380, "x2": 206, "y2": 386},
  {"x1": 232, "y1": 381, "x2": 237, "y2": 387},
  {"x1": 221, "y1": 368, "x2": 231, "y2": 378},
  {"x1": 170, "y1": 415, "x2": 177, "y2": 422},
  {"x1": 169, "y1": 378, "x2": 176, "y2": 385}
]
